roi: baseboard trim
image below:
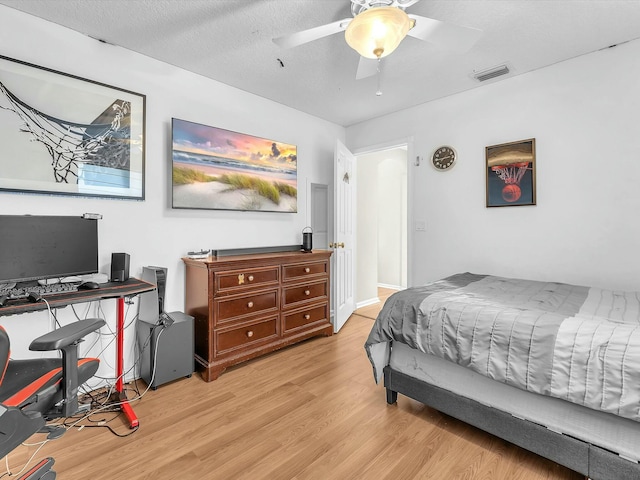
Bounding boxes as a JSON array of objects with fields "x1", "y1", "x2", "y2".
[
  {"x1": 356, "y1": 297, "x2": 380, "y2": 309},
  {"x1": 377, "y1": 283, "x2": 403, "y2": 291}
]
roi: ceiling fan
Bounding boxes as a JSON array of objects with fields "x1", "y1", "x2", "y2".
[{"x1": 273, "y1": 0, "x2": 482, "y2": 80}]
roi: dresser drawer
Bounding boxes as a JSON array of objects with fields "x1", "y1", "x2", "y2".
[
  {"x1": 283, "y1": 280, "x2": 328, "y2": 308},
  {"x1": 282, "y1": 261, "x2": 328, "y2": 282},
  {"x1": 216, "y1": 316, "x2": 279, "y2": 355},
  {"x1": 215, "y1": 289, "x2": 278, "y2": 323},
  {"x1": 283, "y1": 304, "x2": 329, "y2": 333},
  {"x1": 215, "y1": 266, "x2": 279, "y2": 293}
]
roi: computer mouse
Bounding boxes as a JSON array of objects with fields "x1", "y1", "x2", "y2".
[{"x1": 79, "y1": 281, "x2": 100, "y2": 290}]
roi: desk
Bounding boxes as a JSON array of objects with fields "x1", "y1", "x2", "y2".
[{"x1": 0, "y1": 278, "x2": 155, "y2": 428}]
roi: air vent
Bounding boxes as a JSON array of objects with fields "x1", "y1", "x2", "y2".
[{"x1": 473, "y1": 64, "x2": 510, "y2": 82}]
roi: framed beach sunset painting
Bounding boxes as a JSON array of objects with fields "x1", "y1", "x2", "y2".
[{"x1": 171, "y1": 118, "x2": 297, "y2": 212}]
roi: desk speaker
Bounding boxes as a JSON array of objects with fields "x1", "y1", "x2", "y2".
[{"x1": 111, "y1": 253, "x2": 130, "y2": 282}]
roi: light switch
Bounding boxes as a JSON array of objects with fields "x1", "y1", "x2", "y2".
[{"x1": 415, "y1": 221, "x2": 426, "y2": 231}]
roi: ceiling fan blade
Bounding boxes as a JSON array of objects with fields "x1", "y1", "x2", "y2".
[
  {"x1": 407, "y1": 14, "x2": 482, "y2": 53},
  {"x1": 356, "y1": 56, "x2": 380, "y2": 80},
  {"x1": 396, "y1": 0, "x2": 422, "y2": 7},
  {"x1": 273, "y1": 18, "x2": 352, "y2": 49}
]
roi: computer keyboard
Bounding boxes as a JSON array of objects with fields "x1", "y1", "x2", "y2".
[{"x1": 0, "y1": 282, "x2": 79, "y2": 299}]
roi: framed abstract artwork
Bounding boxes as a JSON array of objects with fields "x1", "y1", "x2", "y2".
[
  {"x1": 171, "y1": 118, "x2": 297, "y2": 212},
  {"x1": 486, "y1": 138, "x2": 536, "y2": 207},
  {"x1": 0, "y1": 55, "x2": 145, "y2": 200}
]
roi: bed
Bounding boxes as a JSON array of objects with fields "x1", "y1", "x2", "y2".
[{"x1": 364, "y1": 273, "x2": 640, "y2": 480}]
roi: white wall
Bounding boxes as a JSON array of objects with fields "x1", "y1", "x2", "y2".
[
  {"x1": 0, "y1": 6, "x2": 344, "y2": 386},
  {"x1": 356, "y1": 154, "x2": 379, "y2": 304},
  {"x1": 347, "y1": 38, "x2": 640, "y2": 292},
  {"x1": 356, "y1": 148, "x2": 407, "y2": 305},
  {"x1": 377, "y1": 153, "x2": 407, "y2": 289}
]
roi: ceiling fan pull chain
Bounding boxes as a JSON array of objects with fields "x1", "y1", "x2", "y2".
[{"x1": 376, "y1": 58, "x2": 383, "y2": 96}]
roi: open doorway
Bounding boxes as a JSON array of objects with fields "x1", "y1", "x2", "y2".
[{"x1": 355, "y1": 145, "x2": 408, "y2": 308}]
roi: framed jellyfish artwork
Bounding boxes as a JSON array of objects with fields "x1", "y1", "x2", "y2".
[{"x1": 486, "y1": 138, "x2": 536, "y2": 207}]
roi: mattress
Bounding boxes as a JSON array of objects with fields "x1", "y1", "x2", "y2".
[{"x1": 365, "y1": 273, "x2": 640, "y2": 422}]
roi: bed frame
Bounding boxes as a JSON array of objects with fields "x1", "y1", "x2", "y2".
[{"x1": 383, "y1": 365, "x2": 640, "y2": 480}]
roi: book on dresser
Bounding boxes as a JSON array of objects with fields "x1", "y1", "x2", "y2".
[{"x1": 182, "y1": 249, "x2": 333, "y2": 381}]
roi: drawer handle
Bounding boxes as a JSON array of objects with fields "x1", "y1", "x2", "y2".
[
  {"x1": 247, "y1": 301, "x2": 254, "y2": 308},
  {"x1": 246, "y1": 330, "x2": 254, "y2": 338},
  {"x1": 304, "y1": 290, "x2": 311, "y2": 296},
  {"x1": 304, "y1": 267, "x2": 310, "y2": 273},
  {"x1": 304, "y1": 314, "x2": 311, "y2": 320},
  {"x1": 248, "y1": 275, "x2": 254, "y2": 281}
]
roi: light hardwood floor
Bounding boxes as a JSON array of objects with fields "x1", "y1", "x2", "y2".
[{"x1": 8, "y1": 289, "x2": 582, "y2": 480}]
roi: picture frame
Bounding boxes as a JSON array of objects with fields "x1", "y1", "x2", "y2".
[
  {"x1": 0, "y1": 55, "x2": 146, "y2": 200},
  {"x1": 486, "y1": 138, "x2": 536, "y2": 207},
  {"x1": 171, "y1": 118, "x2": 297, "y2": 212}
]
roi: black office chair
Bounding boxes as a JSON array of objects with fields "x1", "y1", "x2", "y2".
[{"x1": 0, "y1": 318, "x2": 105, "y2": 479}]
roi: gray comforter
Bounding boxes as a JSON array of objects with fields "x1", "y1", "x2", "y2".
[{"x1": 365, "y1": 273, "x2": 640, "y2": 422}]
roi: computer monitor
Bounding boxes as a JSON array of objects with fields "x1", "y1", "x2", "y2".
[{"x1": 0, "y1": 215, "x2": 98, "y2": 285}]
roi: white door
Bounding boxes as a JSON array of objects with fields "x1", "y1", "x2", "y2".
[{"x1": 332, "y1": 139, "x2": 356, "y2": 332}]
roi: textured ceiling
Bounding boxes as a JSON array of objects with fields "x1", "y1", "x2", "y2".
[{"x1": 2, "y1": 0, "x2": 640, "y2": 126}]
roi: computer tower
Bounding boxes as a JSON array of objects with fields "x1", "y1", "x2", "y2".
[
  {"x1": 140, "y1": 266, "x2": 167, "y2": 318},
  {"x1": 137, "y1": 311, "x2": 194, "y2": 389}
]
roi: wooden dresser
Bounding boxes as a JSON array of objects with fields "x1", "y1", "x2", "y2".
[{"x1": 183, "y1": 250, "x2": 333, "y2": 381}]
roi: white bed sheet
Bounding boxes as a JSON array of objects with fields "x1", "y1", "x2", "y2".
[{"x1": 389, "y1": 340, "x2": 640, "y2": 462}]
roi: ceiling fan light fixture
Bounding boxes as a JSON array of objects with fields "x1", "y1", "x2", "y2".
[{"x1": 345, "y1": 6, "x2": 413, "y2": 59}]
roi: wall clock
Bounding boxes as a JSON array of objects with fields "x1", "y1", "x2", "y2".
[{"x1": 432, "y1": 146, "x2": 457, "y2": 170}]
